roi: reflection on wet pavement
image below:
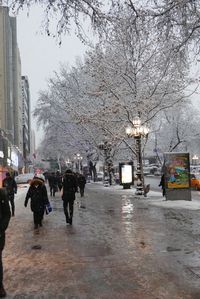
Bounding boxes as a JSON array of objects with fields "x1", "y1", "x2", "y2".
[{"x1": 3, "y1": 184, "x2": 200, "y2": 298}]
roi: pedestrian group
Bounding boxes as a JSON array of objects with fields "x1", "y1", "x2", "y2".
[{"x1": 0, "y1": 169, "x2": 86, "y2": 298}]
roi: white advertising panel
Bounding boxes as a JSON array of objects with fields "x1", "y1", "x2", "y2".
[{"x1": 121, "y1": 165, "x2": 132, "y2": 184}]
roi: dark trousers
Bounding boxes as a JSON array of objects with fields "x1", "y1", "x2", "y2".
[
  {"x1": 50, "y1": 186, "x2": 53, "y2": 196},
  {"x1": 63, "y1": 200, "x2": 74, "y2": 221},
  {"x1": 8, "y1": 194, "x2": 15, "y2": 216},
  {"x1": 50, "y1": 186, "x2": 57, "y2": 197},
  {"x1": 162, "y1": 188, "x2": 166, "y2": 197},
  {"x1": 79, "y1": 187, "x2": 85, "y2": 197},
  {"x1": 33, "y1": 210, "x2": 44, "y2": 227}
]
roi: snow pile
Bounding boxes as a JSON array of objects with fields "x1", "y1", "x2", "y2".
[{"x1": 89, "y1": 182, "x2": 200, "y2": 211}]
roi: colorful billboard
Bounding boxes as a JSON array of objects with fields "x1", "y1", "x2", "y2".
[{"x1": 164, "y1": 153, "x2": 190, "y2": 189}]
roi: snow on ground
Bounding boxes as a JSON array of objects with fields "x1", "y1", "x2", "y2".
[
  {"x1": 16, "y1": 181, "x2": 200, "y2": 216},
  {"x1": 88, "y1": 181, "x2": 200, "y2": 211}
]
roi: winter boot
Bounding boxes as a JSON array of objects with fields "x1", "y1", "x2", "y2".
[{"x1": 69, "y1": 217, "x2": 73, "y2": 225}]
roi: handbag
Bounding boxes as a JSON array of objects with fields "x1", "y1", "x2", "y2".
[{"x1": 45, "y1": 202, "x2": 52, "y2": 215}]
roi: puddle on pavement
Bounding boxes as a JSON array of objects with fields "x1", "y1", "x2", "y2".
[
  {"x1": 166, "y1": 246, "x2": 181, "y2": 252},
  {"x1": 105, "y1": 209, "x2": 115, "y2": 215},
  {"x1": 31, "y1": 244, "x2": 42, "y2": 250}
]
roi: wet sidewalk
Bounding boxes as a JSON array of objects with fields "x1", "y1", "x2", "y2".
[{"x1": 3, "y1": 183, "x2": 200, "y2": 299}]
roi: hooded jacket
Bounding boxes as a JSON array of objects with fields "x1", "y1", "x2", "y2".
[
  {"x1": 3, "y1": 176, "x2": 17, "y2": 196},
  {"x1": 24, "y1": 178, "x2": 49, "y2": 212},
  {"x1": 62, "y1": 172, "x2": 78, "y2": 201}
]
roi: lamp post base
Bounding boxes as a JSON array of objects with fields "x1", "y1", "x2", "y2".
[{"x1": 135, "y1": 180, "x2": 144, "y2": 196}]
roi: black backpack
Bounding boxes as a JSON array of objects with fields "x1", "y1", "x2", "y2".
[{"x1": 63, "y1": 175, "x2": 76, "y2": 191}]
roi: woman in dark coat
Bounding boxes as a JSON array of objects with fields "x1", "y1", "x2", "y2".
[{"x1": 24, "y1": 176, "x2": 49, "y2": 229}]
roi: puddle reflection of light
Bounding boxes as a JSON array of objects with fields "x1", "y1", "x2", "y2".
[
  {"x1": 121, "y1": 197, "x2": 135, "y2": 241},
  {"x1": 121, "y1": 197, "x2": 134, "y2": 219}
]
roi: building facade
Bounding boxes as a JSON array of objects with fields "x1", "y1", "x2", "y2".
[
  {"x1": 21, "y1": 75, "x2": 31, "y2": 170},
  {"x1": 0, "y1": 6, "x2": 14, "y2": 141},
  {"x1": 0, "y1": 6, "x2": 24, "y2": 182}
]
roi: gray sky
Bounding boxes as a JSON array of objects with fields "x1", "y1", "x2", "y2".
[{"x1": 16, "y1": 6, "x2": 87, "y2": 147}]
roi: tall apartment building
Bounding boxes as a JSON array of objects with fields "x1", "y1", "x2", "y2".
[
  {"x1": 0, "y1": 7, "x2": 23, "y2": 149},
  {"x1": 0, "y1": 6, "x2": 23, "y2": 174},
  {"x1": 11, "y1": 18, "x2": 23, "y2": 152},
  {"x1": 0, "y1": 6, "x2": 14, "y2": 141},
  {"x1": 30, "y1": 129, "x2": 36, "y2": 158},
  {"x1": 21, "y1": 76, "x2": 31, "y2": 165}
]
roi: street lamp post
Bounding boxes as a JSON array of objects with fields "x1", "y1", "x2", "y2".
[
  {"x1": 192, "y1": 154, "x2": 199, "y2": 166},
  {"x1": 98, "y1": 141, "x2": 112, "y2": 187},
  {"x1": 126, "y1": 116, "x2": 149, "y2": 196},
  {"x1": 74, "y1": 153, "x2": 83, "y2": 173}
]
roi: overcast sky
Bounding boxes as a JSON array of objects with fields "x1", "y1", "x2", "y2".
[{"x1": 16, "y1": 6, "x2": 88, "y2": 147}]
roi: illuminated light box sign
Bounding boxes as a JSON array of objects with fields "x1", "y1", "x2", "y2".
[
  {"x1": 7, "y1": 158, "x2": 11, "y2": 166},
  {"x1": 0, "y1": 151, "x2": 4, "y2": 158},
  {"x1": 119, "y1": 162, "x2": 134, "y2": 188},
  {"x1": 121, "y1": 165, "x2": 132, "y2": 184},
  {"x1": 164, "y1": 152, "x2": 191, "y2": 201},
  {"x1": 164, "y1": 153, "x2": 190, "y2": 189},
  {"x1": 11, "y1": 150, "x2": 19, "y2": 167}
]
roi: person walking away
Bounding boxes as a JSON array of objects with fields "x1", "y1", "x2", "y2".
[
  {"x1": 48, "y1": 173, "x2": 54, "y2": 196},
  {"x1": 0, "y1": 188, "x2": 11, "y2": 297},
  {"x1": 24, "y1": 176, "x2": 49, "y2": 229},
  {"x1": 48, "y1": 173, "x2": 58, "y2": 197},
  {"x1": 2, "y1": 173, "x2": 17, "y2": 217},
  {"x1": 62, "y1": 170, "x2": 78, "y2": 225},
  {"x1": 159, "y1": 174, "x2": 166, "y2": 197},
  {"x1": 56, "y1": 171, "x2": 62, "y2": 191},
  {"x1": 77, "y1": 174, "x2": 86, "y2": 197}
]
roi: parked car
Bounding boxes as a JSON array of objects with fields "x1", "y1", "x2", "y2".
[
  {"x1": 190, "y1": 173, "x2": 200, "y2": 190},
  {"x1": 154, "y1": 168, "x2": 162, "y2": 176},
  {"x1": 96, "y1": 172, "x2": 104, "y2": 181},
  {"x1": 15, "y1": 173, "x2": 34, "y2": 184}
]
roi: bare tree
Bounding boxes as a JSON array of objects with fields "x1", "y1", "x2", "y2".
[{"x1": 149, "y1": 101, "x2": 200, "y2": 155}]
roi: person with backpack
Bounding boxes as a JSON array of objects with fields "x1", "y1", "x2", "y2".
[
  {"x1": 77, "y1": 173, "x2": 86, "y2": 197},
  {"x1": 2, "y1": 172, "x2": 17, "y2": 217},
  {"x1": 56, "y1": 171, "x2": 62, "y2": 191},
  {"x1": 61, "y1": 170, "x2": 78, "y2": 225},
  {"x1": 24, "y1": 175, "x2": 49, "y2": 229},
  {"x1": 48, "y1": 172, "x2": 58, "y2": 197}
]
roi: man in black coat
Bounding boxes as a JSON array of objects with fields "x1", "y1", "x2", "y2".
[
  {"x1": 0, "y1": 188, "x2": 11, "y2": 297},
  {"x1": 62, "y1": 170, "x2": 78, "y2": 225},
  {"x1": 2, "y1": 173, "x2": 17, "y2": 217},
  {"x1": 77, "y1": 173, "x2": 86, "y2": 197},
  {"x1": 159, "y1": 174, "x2": 166, "y2": 197},
  {"x1": 48, "y1": 172, "x2": 58, "y2": 197}
]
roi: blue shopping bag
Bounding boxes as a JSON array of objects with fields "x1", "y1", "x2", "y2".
[{"x1": 45, "y1": 202, "x2": 52, "y2": 215}]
